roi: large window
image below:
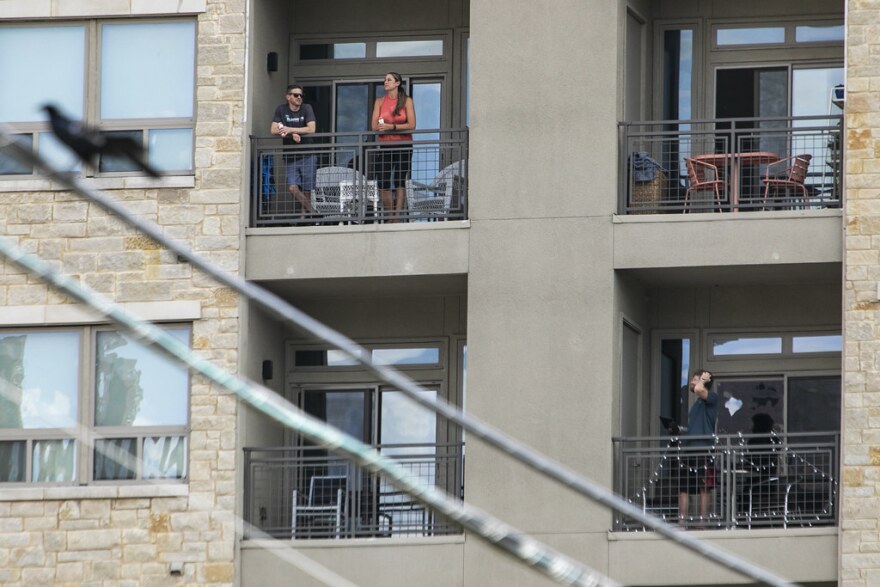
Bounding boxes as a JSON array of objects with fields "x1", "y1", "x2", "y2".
[
  {"x1": 0, "y1": 20, "x2": 196, "y2": 177},
  {"x1": 0, "y1": 325, "x2": 190, "y2": 484}
]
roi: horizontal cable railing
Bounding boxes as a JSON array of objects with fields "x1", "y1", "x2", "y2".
[
  {"x1": 250, "y1": 129, "x2": 468, "y2": 227},
  {"x1": 612, "y1": 431, "x2": 839, "y2": 531},
  {"x1": 243, "y1": 442, "x2": 465, "y2": 540},
  {"x1": 619, "y1": 115, "x2": 842, "y2": 215}
]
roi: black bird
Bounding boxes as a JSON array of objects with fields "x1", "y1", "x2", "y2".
[{"x1": 42, "y1": 104, "x2": 161, "y2": 178}]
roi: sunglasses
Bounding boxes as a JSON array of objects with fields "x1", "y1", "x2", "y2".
[{"x1": 288, "y1": 93, "x2": 303, "y2": 98}]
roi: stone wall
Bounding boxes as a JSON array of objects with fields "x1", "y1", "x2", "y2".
[
  {"x1": 0, "y1": 1, "x2": 245, "y2": 585},
  {"x1": 843, "y1": 2, "x2": 880, "y2": 585}
]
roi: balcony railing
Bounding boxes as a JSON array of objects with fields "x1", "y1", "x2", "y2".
[
  {"x1": 250, "y1": 129, "x2": 468, "y2": 227},
  {"x1": 243, "y1": 443, "x2": 464, "y2": 540},
  {"x1": 613, "y1": 431, "x2": 839, "y2": 531},
  {"x1": 619, "y1": 115, "x2": 842, "y2": 215}
]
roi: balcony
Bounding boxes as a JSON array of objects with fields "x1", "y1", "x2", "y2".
[
  {"x1": 250, "y1": 129, "x2": 468, "y2": 228},
  {"x1": 613, "y1": 431, "x2": 839, "y2": 531},
  {"x1": 619, "y1": 116, "x2": 842, "y2": 215},
  {"x1": 243, "y1": 442, "x2": 464, "y2": 540}
]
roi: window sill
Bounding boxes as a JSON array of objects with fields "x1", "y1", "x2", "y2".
[
  {"x1": 0, "y1": 483, "x2": 189, "y2": 501},
  {"x1": 0, "y1": 174, "x2": 195, "y2": 193}
]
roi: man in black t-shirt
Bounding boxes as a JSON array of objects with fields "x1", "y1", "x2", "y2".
[{"x1": 271, "y1": 84, "x2": 317, "y2": 216}]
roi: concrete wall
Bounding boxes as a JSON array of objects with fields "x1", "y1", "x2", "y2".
[
  {"x1": 241, "y1": 537, "x2": 465, "y2": 587},
  {"x1": 463, "y1": 0, "x2": 619, "y2": 583}
]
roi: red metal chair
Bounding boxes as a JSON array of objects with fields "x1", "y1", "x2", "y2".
[
  {"x1": 684, "y1": 157, "x2": 724, "y2": 213},
  {"x1": 761, "y1": 154, "x2": 812, "y2": 210}
]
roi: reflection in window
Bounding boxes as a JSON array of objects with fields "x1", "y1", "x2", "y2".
[
  {"x1": 0, "y1": 441, "x2": 25, "y2": 482},
  {"x1": 300, "y1": 42, "x2": 366, "y2": 60},
  {"x1": 0, "y1": 25, "x2": 85, "y2": 122},
  {"x1": 788, "y1": 376, "x2": 840, "y2": 432},
  {"x1": 373, "y1": 347, "x2": 440, "y2": 366},
  {"x1": 715, "y1": 379, "x2": 784, "y2": 435},
  {"x1": 713, "y1": 337, "x2": 782, "y2": 356},
  {"x1": 0, "y1": 331, "x2": 80, "y2": 430},
  {"x1": 717, "y1": 27, "x2": 785, "y2": 46},
  {"x1": 94, "y1": 438, "x2": 137, "y2": 480},
  {"x1": 143, "y1": 436, "x2": 187, "y2": 479},
  {"x1": 32, "y1": 438, "x2": 76, "y2": 482},
  {"x1": 94, "y1": 328, "x2": 189, "y2": 427},
  {"x1": 411, "y1": 82, "x2": 442, "y2": 186},
  {"x1": 793, "y1": 335, "x2": 842, "y2": 353},
  {"x1": 99, "y1": 130, "x2": 144, "y2": 173},
  {"x1": 148, "y1": 128, "x2": 194, "y2": 172},
  {"x1": 376, "y1": 40, "x2": 443, "y2": 58},
  {"x1": 0, "y1": 134, "x2": 34, "y2": 175},
  {"x1": 796, "y1": 25, "x2": 844, "y2": 43}
]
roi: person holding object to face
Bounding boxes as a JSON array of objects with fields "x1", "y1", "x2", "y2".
[
  {"x1": 272, "y1": 84, "x2": 317, "y2": 218},
  {"x1": 371, "y1": 72, "x2": 416, "y2": 221},
  {"x1": 676, "y1": 369, "x2": 718, "y2": 524}
]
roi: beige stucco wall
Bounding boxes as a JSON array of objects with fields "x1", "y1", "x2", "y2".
[
  {"x1": 842, "y1": 1, "x2": 880, "y2": 585},
  {"x1": 0, "y1": 1, "x2": 246, "y2": 585}
]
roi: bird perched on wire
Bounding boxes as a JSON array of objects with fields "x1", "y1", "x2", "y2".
[{"x1": 42, "y1": 104, "x2": 161, "y2": 178}]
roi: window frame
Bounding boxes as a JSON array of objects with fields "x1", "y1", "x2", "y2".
[
  {"x1": 0, "y1": 17, "x2": 197, "y2": 179},
  {"x1": 294, "y1": 32, "x2": 451, "y2": 65},
  {"x1": 0, "y1": 323, "x2": 191, "y2": 485}
]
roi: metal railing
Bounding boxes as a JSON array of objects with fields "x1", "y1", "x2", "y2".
[
  {"x1": 613, "y1": 431, "x2": 839, "y2": 531},
  {"x1": 243, "y1": 442, "x2": 465, "y2": 540},
  {"x1": 250, "y1": 129, "x2": 468, "y2": 227},
  {"x1": 619, "y1": 115, "x2": 842, "y2": 214}
]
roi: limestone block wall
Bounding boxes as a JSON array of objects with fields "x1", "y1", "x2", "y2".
[
  {"x1": 843, "y1": 2, "x2": 880, "y2": 585},
  {"x1": 0, "y1": 1, "x2": 246, "y2": 586}
]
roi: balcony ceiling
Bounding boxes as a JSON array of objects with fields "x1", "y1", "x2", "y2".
[
  {"x1": 255, "y1": 273, "x2": 467, "y2": 301},
  {"x1": 623, "y1": 261, "x2": 839, "y2": 288}
]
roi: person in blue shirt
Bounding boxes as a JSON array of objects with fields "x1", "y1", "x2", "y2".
[{"x1": 676, "y1": 369, "x2": 718, "y2": 522}]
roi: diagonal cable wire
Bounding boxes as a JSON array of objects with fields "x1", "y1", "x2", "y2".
[
  {"x1": 0, "y1": 128, "x2": 796, "y2": 587},
  {"x1": 0, "y1": 233, "x2": 617, "y2": 587}
]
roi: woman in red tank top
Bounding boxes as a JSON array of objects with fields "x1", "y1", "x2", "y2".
[{"x1": 371, "y1": 72, "x2": 416, "y2": 221}]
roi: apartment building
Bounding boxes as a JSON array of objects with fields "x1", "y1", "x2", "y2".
[{"x1": 0, "y1": 0, "x2": 875, "y2": 585}]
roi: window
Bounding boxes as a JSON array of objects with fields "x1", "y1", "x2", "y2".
[
  {"x1": 296, "y1": 36, "x2": 445, "y2": 63},
  {"x1": 0, "y1": 325, "x2": 190, "y2": 484},
  {"x1": 0, "y1": 19, "x2": 195, "y2": 177},
  {"x1": 293, "y1": 342, "x2": 443, "y2": 369},
  {"x1": 710, "y1": 331, "x2": 840, "y2": 359},
  {"x1": 716, "y1": 27, "x2": 785, "y2": 46}
]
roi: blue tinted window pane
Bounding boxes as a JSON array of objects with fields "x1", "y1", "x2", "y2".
[
  {"x1": 149, "y1": 128, "x2": 193, "y2": 172},
  {"x1": 143, "y1": 436, "x2": 187, "y2": 479},
  {"x1": 38, "y1": 131, "x2": 82, "y2": 173},
  {"x1": 0, "y1": 134, "x2": 34, "y2": 175},
  {"x1": 793, "y1": 335, "x2": 842, "y2": 353},
  {"x1": 0, "y1": 26, "x2": 85, "y2": 122},
  {"x1": 713, "y1": 337, "x2": 782, "y2": 356},
  {"x1": 32, "y1": 439, "x2": 76, "y2": 482},
  {"x1": 0, "y1": 331, "x2": 80, "y2": 430},
  {"x1": 796, "y1": 25, "x2": 844, "y2": 43},
  {"x1": 717, "y1": 27, "x2": 785, "y2": 46},
  {"x1": 101, "y1": 22, "x2": 195, "y2": 119},
  {"x1": 411, "y1": 82, "x2": 441, "y2": 185},
  {"x1": 376, "y1": 40, "x2": 443, "y2": 57},
  {"x1": 372, "y1": 347, "x2": 440, "y2": 366},
  {"x1": 94, "y1": 328, "x2": 189, "y2": 427},
  {"x1": 334, "y1": 43, "x2": 366, "y2": 58}
]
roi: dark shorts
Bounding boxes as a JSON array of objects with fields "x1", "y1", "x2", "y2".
[
  {"x1": 285, "y1": 154, "x2": 317, "y2": 191},
  {"x1": 372, "y1": 143, "x2": 412, "y2": 190},
  {"x1": 678, "y1": 455, "x2": 715, "y2": 493}
]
